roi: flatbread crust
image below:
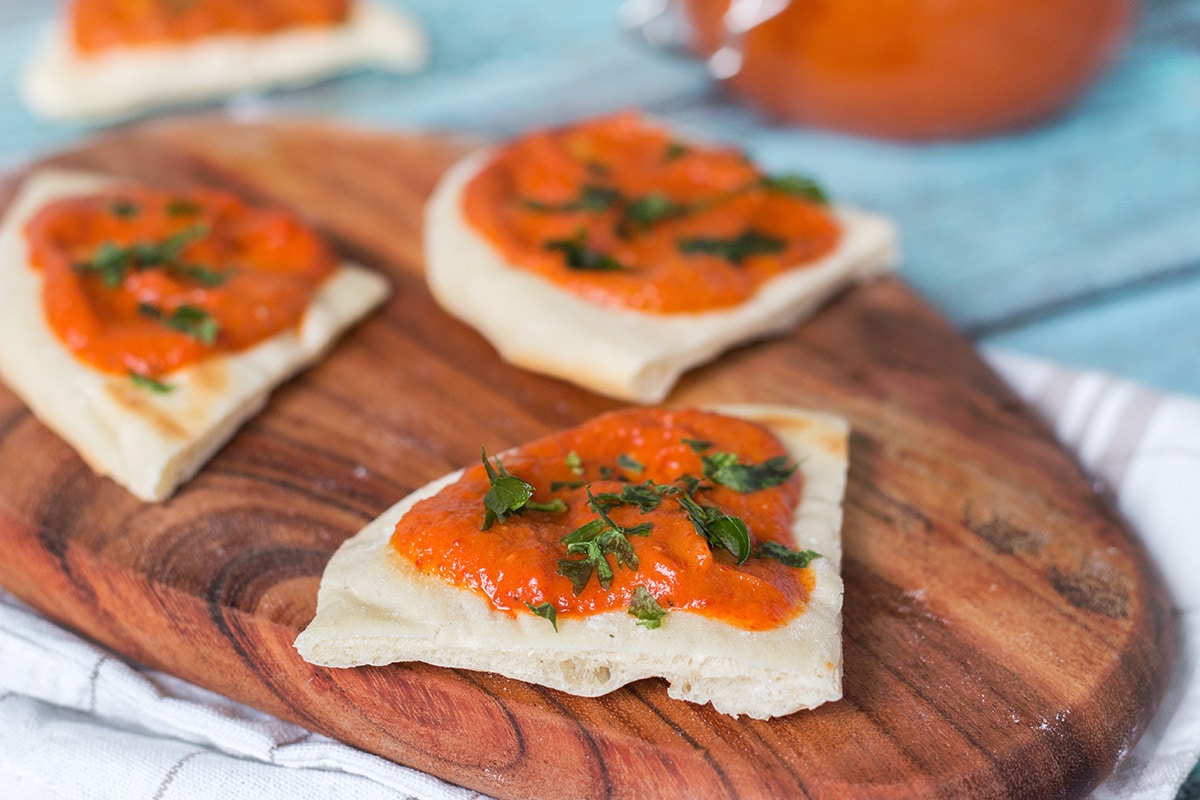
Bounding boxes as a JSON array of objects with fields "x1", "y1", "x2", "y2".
[
  {"x1": 0, "y1": 168, "x2": 391, "y2": 502},
  {"x1": 425, "y1": 144, "x2": 900, "y2": 404},
  {"x1": 19, "y1": 1, "x2": 428, "y2": 122},
  {"x1": 295, "y1": 404, "x2": 847, "y2": 720}
]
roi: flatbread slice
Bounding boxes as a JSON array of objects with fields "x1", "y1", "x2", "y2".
[
  {"x1": 425, "y1": 140, "x2": 899, "y2": 405},
  {"x1": 19, "y1": 1, "x2": 428, "y2": 122},
  {"x1": 296, "y1": 404, "x2": 847, "y2": 720},
  {"x1": 0, "y1": 168, "x2": 390, "y2": 502}
]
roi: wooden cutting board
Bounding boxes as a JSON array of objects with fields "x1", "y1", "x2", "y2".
[{"x1": 0, "y1": 118, "x2": 1174, "y2": 800}]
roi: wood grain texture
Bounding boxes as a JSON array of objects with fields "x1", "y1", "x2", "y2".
[{"x1": 0, "y1": 117, "x2": 1175, "y2": 800}]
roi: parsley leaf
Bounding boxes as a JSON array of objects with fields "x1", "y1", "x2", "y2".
[
  {"x1": 138, "y1": 303, "x2": 219, "y2": 346},
  {"x1": 556, "y1": 487, "x2": 651, "y2": 594},
  {"x1": 128, "y1": 371, "x2": 174, "y2": 393},
  {"x1": 166, "y1": 198, "x2": 203, "y2": 217},
  {"x1": 761, "y1": 173, "x2": 829, "y2": 205},
  {"x1": 620, "y1": 193, "x2": 687, "y2": 233},
  {"x1": 544, "y1": 229, "x2": 625, "y2": 272},
  {"x1": 108, "y1": 199, "x2": 140, "y2": 218},
  {"x1": 701, "y1": 452, "x2": 797, "y2": 493},
  {"x1": 678, "y1": 493, "x2": 751, "y2": 564},
  {"x1": 523, "y1": 185, "x2": 623, "y2": 213},
  {"x1": 75, "y1": 223, "x2": 210, "y2": 287},
  {"x1": 758, "y1": 541, "x2": 822, "y2": 568},
  {"x1": 628, "y1": 585, "x2": 667, "y2": 628},
  {"x1": 171, "y1": 263, "x2": 235, "y2": 287},
  {"x1": 677, "y1": 230, "x2": 785, "y2": 265},
  {"x1": 78, "y1": 242, "x2": 135, "y2": 287},
  {"x1": 525, "y1": 602, "x2": 558, "y2": 631},
  {"x1": 615, "y1": 453, "x2": 644, "y2": 474},
  {"x1": 480, "y1": 449, "x2": 566, "y2": 530},
  {"x1": 590, "y1": 480, "x2": 679, "y2": 513}
]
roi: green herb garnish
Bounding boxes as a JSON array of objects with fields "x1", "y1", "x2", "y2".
[
  {"x1": 525, "y1": 601, "x2": 558, "y2": 631},
  {"x1": 615, "y1": 453, "x2": 644, "y2": 474},
  {"x1": 556, "y1": 487, "x2": 651, "y2": 594},
  {"x1": 166, "y1": 198, "x2": 203, "y2": 217},
  {"x1": 682, "y1": 437, "x2": 712, "y2": 453},
  {"x1": 138, "y1": 303, "x2": 219, "y2": 346},
  {"x1": 565, "y1": 450, "x2": 584, "y2": 475},
  {"x1": 523, "y1": 185, "x2": 623, "y2": 213},
  {"x1": 701, "y1": 451, "x2": 797, "y2": 493},
  {"x1": 620, "y1": 193, "x2": 687, "y2": 233},
  {"x1": 108, "y1": 199, "x2": 140, "y2": 218},
  {"x1": 758, "y1": 541, "x2": 821, "y2": 568},
  {"x1": 678, "y1": 492, "x2": 751, "y2": 564},
  {"x1": 628, "y1": 585, "x2": 667, "y2": 629},
  {"x1": 75, "y1": 223, "x2": 210, "y2": 287},
  {"x1": 761, "y1": 173, "x2": 829, "y2": 205},
  {"x1": 170, "y1": 263, "x2": 235, "y2": 287},
  {"x1": 480, "y1": 448, "x2": 567, "y2": 530},
  {"x1": 677, "y1": 230, "x2": 785, "y2": 265},
  {"x1": 544, "y1": 229, "x2": 626, "y2": 272},
  {"x1": 590, "y1": 480, "x2": 679, "y2": 513},
  {"x1": 128, "y1": 371, "x2": 174, "y2": 393}
]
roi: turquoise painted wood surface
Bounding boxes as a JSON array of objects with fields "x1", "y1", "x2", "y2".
[{"x1": 1, "y1": 0, "x2": 1198, "y2": 395}]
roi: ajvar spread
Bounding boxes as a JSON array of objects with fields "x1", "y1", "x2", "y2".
[
  {"x1": 681, "y1": 0, "x2": 1137, "y2": 140},
  {"x1": 69, "y1": 0, "x2": 352, "y2": 54},
  {"x1": 23, "y1": 184, "x2": 338, "y2": 381},
  {"x1": 461, "y1": 113, "x2": 841, "y2": 313},
  {"x1": 391, "y1": 408, "x2": 817, "y2": 631}
]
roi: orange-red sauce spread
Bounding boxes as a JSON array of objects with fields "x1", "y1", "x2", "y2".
[
  {"x1": 461, "y1": 113, "x2": 842, "y2": 314},
  {"x1": 391, "y1": 408, "x2": 816, "y2": 631},
  {"x1": 69, "y1": 0, "x2": 352, "y2": 55},
  {"x1": 23, "y1": 184, "x2": 338, "y2": 380}
]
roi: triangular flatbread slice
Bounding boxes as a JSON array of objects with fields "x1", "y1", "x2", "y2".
[
  {"x1": 424, "y1": 115, "x2": 899, "y2": 404},
  {"x1": 0, "y1": 169, "x2": 390, "y2": 501},
  {"x1": 20, "y1": 1, "x2": 428, "y2": 122},
  {"x1": 296, "y1": 404, "x2": 847, "y2": 720}
]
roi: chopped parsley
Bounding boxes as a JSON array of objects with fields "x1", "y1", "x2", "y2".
[
  {"x1": 480, "y1": 448, "x2": 567, "y2": 530},
  {"x1": 619, "y1": 193, "x2": 688, "y2": 234},
  {"x1": 590, "y1": 480, "x2": 679, "y2": 513},
  {"x1": 758, "y1": 540, "x2": 821, "y2": 568},
  {"x1": 544, "y1": 229, "x2": 625, "y2": 272},
  {"x1": 628, "y1": 585, "x2": 667, "y2": 629},
  {"x1": 701, "y1": 451, "x2": 797, "y2": 492},
  {"x1": 525, "y1": 601, "x2": 558, "y2": 631},
  {"x1": 615, "y1": 453, "x2": 644, "y2": 474},
  {"x1": 677, "y1": 492, "x2": 751, "y2": 564},
  {"x1": 128, "y1": 371, "x2": 174, "y2": 393},
  {"x1": 74, "y1": 223, "x2": 210, "y2": 287},
  {"x1": 166, "y1": 198, "x2": 203, "y2": 217},
  {"x1": 664, "y1": 141, "x2": 689, "y2": 161},
  {"x1": 137, "y1": 303, "x2": 219, "y2": 346},
  {"x1": 760, "y1": 173, "x2": 829, "y2": 205},
  {"x1": 523, "y1": 185, "x2": 622, "y2": 213},
  {"x1": 108, "y1": 199, "x2": 140, "y2": 218},
  {"x1": 676, "y1": 230, "x2": 786, "y2": 265},
  {"x1": 556, "y1": 487, "x2": 651, "y2": 594}
]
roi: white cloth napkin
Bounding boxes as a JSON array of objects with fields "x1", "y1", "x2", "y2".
[{"x1": 1, "y1": 350, "x2": 1197, "y2": 799}]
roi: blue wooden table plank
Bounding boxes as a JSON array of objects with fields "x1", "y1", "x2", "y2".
[
  {"x1": 982, "y1": 268, "x2": 1200, "y2": 396},
  {"x1": 0, "y1": 0, "x2": 1197, "y2": 397}
]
